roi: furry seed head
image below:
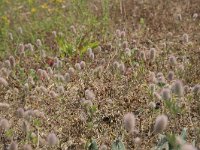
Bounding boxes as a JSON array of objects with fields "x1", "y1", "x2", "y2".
[
  {"x1": 99, "y1": 144, "x2": 107, "y2": 150},
  {"x1": 24, "y1": 110, "x2": 34, "y2": 121},
  {"x1": 154, "y1": 92, "x2": 162, "y2": 101},
  {"x1": 75, "y1": 63, "x2": 81, "y2": 71},
  {"x1": 89, "y1": 52, "x2": 95, "y2": 60},
  {"x1": 193, "y1": 13, "x2": 198, "y2": 20},
  {"x1": 192, "y1": 85, "x2": 200, "y2": 94},
  {"x1": 9, "y1": 56, "x2": 16, "y2": 68},
  {"x1": 47, "y1": 133, "x2": 58, "y2": 146},
  {"x1": 80, "y1": 61, "x2": 86, "y2": 69},
  {"x1": 169, "y1": 55, "x2": 177, "y2": 66},
  {"x1": 64, "y1": 73, "x2": 70, "y2": 82},
  {"x1": 123, "y1": 113, "x2": 135, "y2": 133},
  {"x1": 125, "y1": 48, "x2": 131, "y2": 57},
  {"x1": 1, "y1": 67, "x2": 10, "y2": 78},
  {"x1": 0, "y1": 118, "x2": 10, "y2": 130},
  {"x1": 28, "y1": 76, "x2": 35, "y2": 85},
  {"x1": 4, "y1": 60, "x2": 11, "y2": 68},
  {"x1": 16, "y1": 108, "x2": 25, "y2": 118},
  {"x1": 116, "y1": 29, "x2": 121, "y2": 37},
  {"x1": 119, "y1": 63, "x2": 125, "y2": 74},
  {"x1": 52, "y1": 31, "x2": 57, "y2": 37},
  {"x1": 149, "y1": 102, "x2": 156, "y2": 109},
  {"x1": 0, "y1": 102, "x2": 10, "y2": 108},
  {"x1": 36, "y1": 39, "x2": 42, "y2": 47},
  {"x1": 176, "y1": 135, "x2": 184, "y2": 146},
  {"x1": 39, "y1": 86, "x2": 48, "y2": 94},
  {"x1": 33, "y1": 110, "x2": 45, "y2": 119},
  {"x1": 19, "y1": 43, "x2": 25, "y2": 54},
  {"x1": 149, "y1": 72, "x2": 156, "y2": 83},
  {"x1": 172, "y1": 80, "x2": 184, "y2": 97},
  {"x1": 123, "y1": 41, "x2": 128, "y2": 48},
  {"x1": 18, "y1": 27, "x2": 23, "y2": 34},
  {"x1": 68, "y1": 67, "x2": 75, "y2": 76},
  {"x1": 21, "y1": 121, "x2": 29, "y2": 133},
  {"x1": 153, "y1": 115, "x2": 168, "y2": 134},
  {"x1": 85, "y1": 89, "x2": 95, "y2": 100},
  {"x1": 9, "y1": 141, "x2": 18, "y2": 150},
  {"x1": 181, "y1": 144, "x2": 197, "y2": 150},
  {"x1": 27, "y1": 43, "x2": 34, "y2": 52},
  {"x1": 140, "y1": 51, "x2": 146, "y2": 61},
  {"x1": 47, "y1": 67, "x2": 53, "y2": 75},
  {"x1": 168, "y1": 71, "x2": 174, "y2": 81},
  {"x1": 121, "y1": 31, "x2": 126, "y2": 38},
  {"x1": 134, "y1": 137, "x2": 141, "y2": 144},
  {"x1": 157, "y1": 75, "x2": 166, "y2": 85},
  {"x1": 9, "y1": 32, "x2": 13, "y2": 40},
  {"x1": 0, "y1": 77, "x2": 8, "y2": 87},
  {"x1": 149, "y1": 48, "x2": 156, "y2": 61},
  {"x1": 57, "y1": 85, "x2": 65, "y2": 94},
  {"x1": 23, "y1": 144, "x2": 32, "y2": 150},
  {"x1": 87, "y1": 48, "x2": 93, "y2": 54},
  {"x1": 49, "y1": 91, "x2": 58, "y2": 98},
  {"x1": 42, "y1": 70, "x2": 49, "y2": 80},
  {"x1": 113, "y1": 61, "x2": 119, "y2": 69},
  {"x1": 182, "y1": 33, "x2": 189, "y2": 43},
  {"x1": 70, "y1": 25, "x2": 77, "y2": 34},
  {"x1": 56, "y1": 74, "x2": 65, "y2": 82},
  {"x1": 162, "y1": 88, "x2": 171, "y2": 100}
]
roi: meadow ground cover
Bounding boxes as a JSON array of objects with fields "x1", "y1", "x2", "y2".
[{"x1": 0, "y1": 0, "x2": 200, "y2": 149}]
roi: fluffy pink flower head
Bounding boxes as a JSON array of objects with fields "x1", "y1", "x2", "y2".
[{"x1": 123, "y1": 113, "x2": 135, "y2": 133}]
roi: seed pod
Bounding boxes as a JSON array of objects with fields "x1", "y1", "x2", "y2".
[
  {"x1": 172, "y1": 80, "x2": 184, "y2": 97},
  {"x1": 168, "y1": 71, "x2": 174, "y2": 81},
  {"x1": 149, "y1": 48, "x2": 156, "y2": 62},
  {"x1": 162, "y1": 88, "x2": 171, "y2": 100},
  {"x1": 193, "y1": 13, "x2": 198, "y2": 20},
  {"x1": 16, "y1": 108, "x2": 25, "y2": 118},
  {"x1": 75, "y1": 63, "x2": 81, "y2": 71},
  {"x1": 123, "y1": 113, "x2": 135, "y2": 133},
  {"x1": 153, "y1": 115, "x2": 168, "y2": 134},
  {"x1": 85, "y1": 89, "x2": 95, "y2": 100},
  {"x1": 181, "y1": 144, "x2": 197, "y2": 150},
  {"x1": 99, "y1": 144, "x2": 107, "y2": 150},
  {"x1": 36, "y1": 39, "x2": 42, "y2": 47},
  {"x1": 0, "y1": 77, "x2": 8, "y2": 87},
  {"x1": 8, "y1": 33, "x2": 13, "y2": 40},
  {"x1": 9, "y1": 56, "x2": 16, "y2": 68},
  {"x1": 169, "y1": 55, "x2": 177, "y2": 66},
  {"x1": 0, "y1": 118, "x2": 10, "y2": 131},
  {"x1": 182, "y1": 33, "x2": 189, "y2": 43},
  {"x1": 9, "y1": 141, "x2": 18, "y2": 150},
  {"x1": 47, "y1": 133, "x2": 58, "y2": 146},
  {"x1": 23, "y1": 144, "x2": 32, "y2": 150}
]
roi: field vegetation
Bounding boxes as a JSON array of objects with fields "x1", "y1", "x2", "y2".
[{"x1": 0, "y1": 0, "x2": 200, "y2": 149}]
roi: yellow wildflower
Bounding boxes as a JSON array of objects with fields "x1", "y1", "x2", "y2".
[
  {"x1": 41, "y1": 3, "x2": 48, "y2": 9},
  {"x1": 31, "y1": 8, "x2": 37, "y2": 13},
  {"x1": 1, "y1": 16, "x2": 10, "y2": 25},
  {"x1": 55, "y1": 0, "x2": 64, "y2": 3}
]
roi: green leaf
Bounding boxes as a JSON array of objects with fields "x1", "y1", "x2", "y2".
[
  {"x1": 88, "y1": 139, "x2": 98, "y2": 150},
  {"x1": 90, "y1": 105, "x2": 97, "y2": 114},
  {"x1": 5, "y1": 129, "x2": 14, "y2": 138},
  {"x1": 80, "y1": 41, "x2": 99, "y2": 55},
  {"x1": 181, "y1": 128, "x2": 187, "y2": 142},
  {"x1": 33, "y1": 118, "x2": 42, "y2": 127},
  {"x1": 111, "y1": 139, "x2": 126, "y2": 150}
]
